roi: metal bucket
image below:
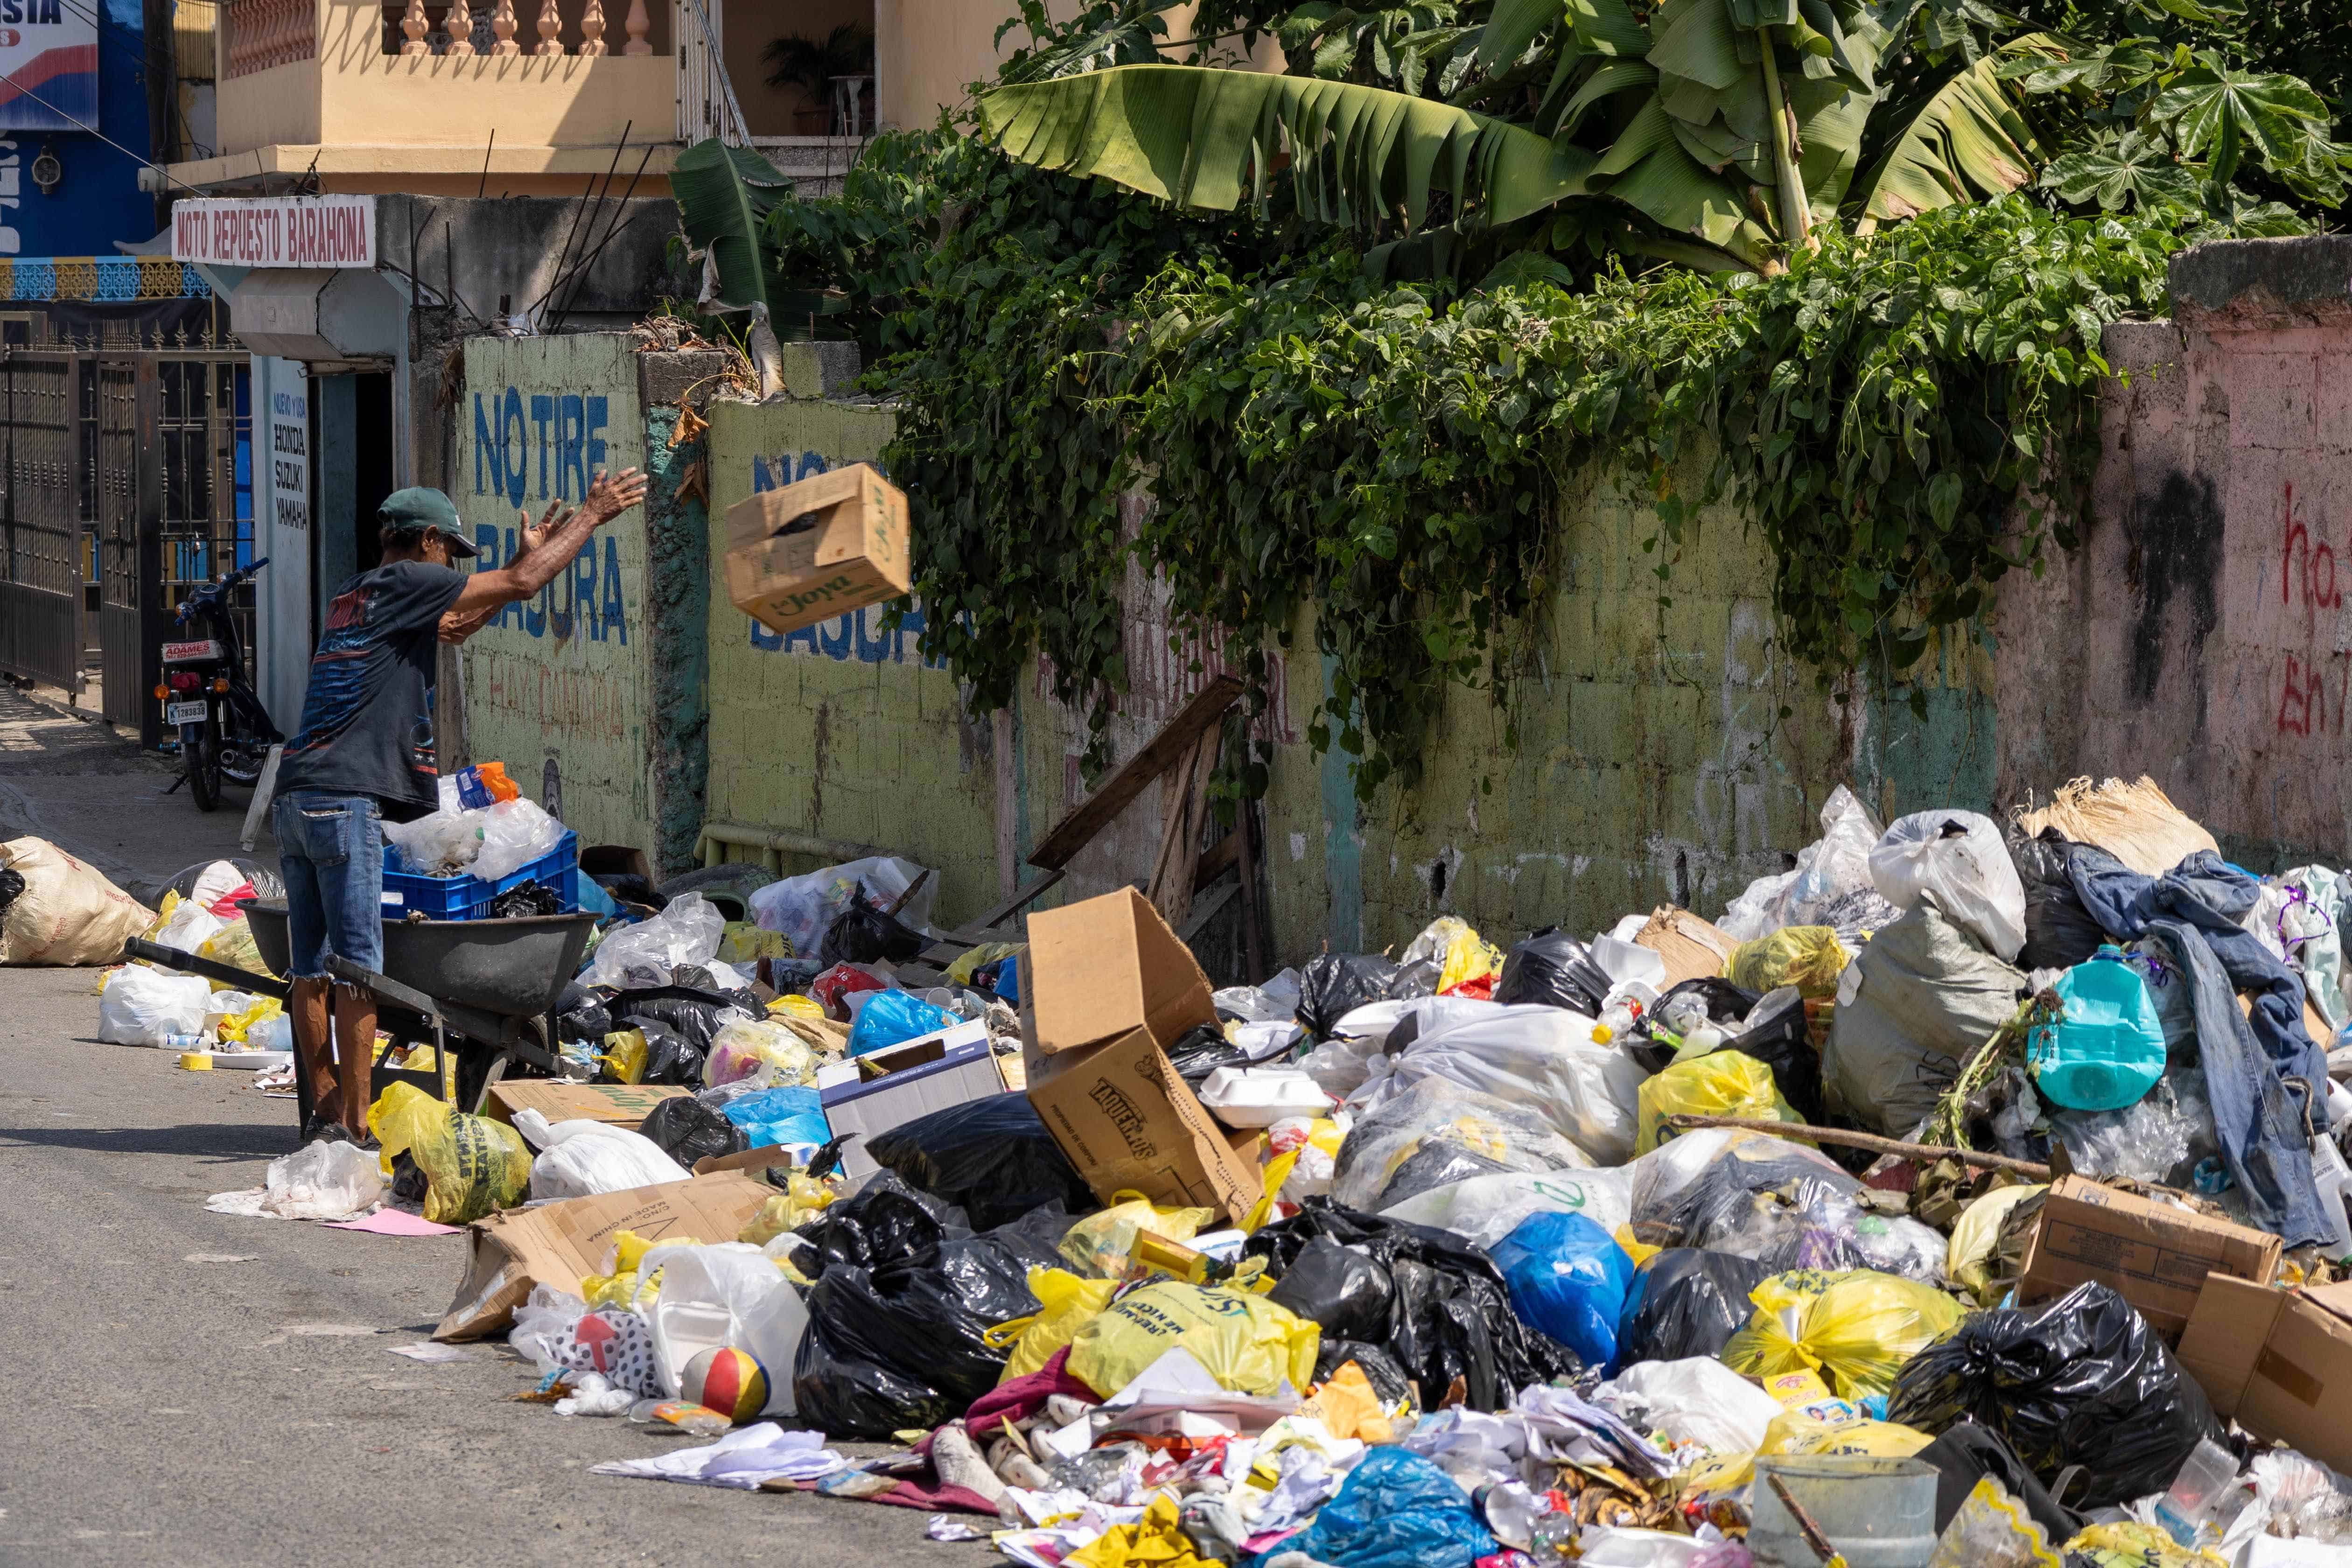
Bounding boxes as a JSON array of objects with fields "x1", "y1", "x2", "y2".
[{"x1": 1748, "y1": 1456, "x2": 1940, "y2": 1568}]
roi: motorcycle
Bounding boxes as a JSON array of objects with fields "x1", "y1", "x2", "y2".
[{"x1": 159, "y1": 557, "x2": 283, "y2": 812}]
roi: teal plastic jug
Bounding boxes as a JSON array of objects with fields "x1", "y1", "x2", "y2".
[{"x1": 2030, "y1": 944, "x2": 2167, "y2": 1111}]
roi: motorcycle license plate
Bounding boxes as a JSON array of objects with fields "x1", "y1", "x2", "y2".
[
  {"x1": 167, "y1": 700, "x2": 210, "y2": 725},
  {"x1": 162, "y1": 638, "x2": 222, "y2": 664}
]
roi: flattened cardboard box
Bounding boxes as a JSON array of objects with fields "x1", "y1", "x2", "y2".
[
  {"x1": 724, "y1": 462, "x2": 911, "y2": 636},
  {"x1": 1025, "y1": 886, "x2": 1218, "y2": 1057},
  {"x1": 1635, "y1": 906, "x2": 1737, "y2": 987},
  {"x1": 2178, "y1": 1275, "x2": 2352, "y2": 1475},
  {"x1": 483, "y1": 1080, "x2": 686, "y2": 1128},
  {"x1": 434, "y1": 1171, "x2": 770, "y2": 1341},
  {"x1": 2020, "y1": 1175, "x2": 2282, "y2": 1342}
]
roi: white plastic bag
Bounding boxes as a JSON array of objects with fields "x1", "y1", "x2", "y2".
[
  {"x1": 512, "y1": 1109, "x2": 691, "y2": 1201},
  {"x1": 472, "y1": 798, "x2": 566, "y2": 882},
  {"x1": 1354, "y1": 1004, "x2": 1649, "y2": 1164},
  {"x1": 0, "y1": 837, "x2": 154, "y2": 965},
  {"x1": 638, "y1": 1241, "x2": 808, "y2": 1410},
  {"x1": 98, "y1": 965, "x2": 211, "y2": 1044},
  {"x1": 747, "y1": 855, "x2": 937, "y2": 959},
  {"x1": 205, "y1": 1138, "x2": 387, "y2": 1220},
  {"x1": 511, "y1": 1284, "x2": 589, "y2": 1374},
  {"x1": 1718, "y1": 785, "x2": 1887, "y2": 941},
  {"x1": 153, "y1": 899, "x2": 226, "y2": 955},
  {"x1": 1332, "y1": 1076, "x2": 1593, "y2": 1211},
  {"x1": 1869, "y1": 810, "x2": 2028, "y2": 962},
  {"x1": 1379, "y1": 1168, "x2": 1634, "y2": 1250},
  {"x1": 383, "y1": 807, "x2": 481, "y2": 875},
  {"x1": 581, "y1": 892, "x2": 726, "y2": 988},
  {"x1": 1602, "y1": 1358, "x2": 1782, "y2": 1456}
]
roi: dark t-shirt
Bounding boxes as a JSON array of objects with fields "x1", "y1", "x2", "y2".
[{"x1": 273, "y1": 560, "x2": 468, "y2": 812}]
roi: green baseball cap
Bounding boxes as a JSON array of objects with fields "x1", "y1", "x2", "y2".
[{"x1": 378, "y1": 486, "x2": 479, "y2": 558}]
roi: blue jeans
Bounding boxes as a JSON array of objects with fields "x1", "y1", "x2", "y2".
[{"x1": 274, "y1": 791, "x2": 384, "y2": 980}]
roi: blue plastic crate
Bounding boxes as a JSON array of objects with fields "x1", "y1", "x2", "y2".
[{"x1": 381, "y1": 830, "x2": 580, "y2": 920}]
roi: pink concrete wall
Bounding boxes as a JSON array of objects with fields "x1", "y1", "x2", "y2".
[{"x1": 1995, "y1": 236, "x2": 2352, "y2": 865}]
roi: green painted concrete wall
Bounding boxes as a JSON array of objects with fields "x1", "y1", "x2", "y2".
[{"x1": 455, "y1": 334, "x2": 653, "y2": 858}]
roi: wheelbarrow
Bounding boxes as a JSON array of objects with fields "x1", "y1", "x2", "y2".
[{"x1": 232, "y1": 902, "x2": 596, "y2": 1121}]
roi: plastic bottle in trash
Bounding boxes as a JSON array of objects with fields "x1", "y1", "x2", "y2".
[
  {"x1": 2311, "y1": 1134, "x2": 2352, "y2": 1264},
  {"x1": 165, "y1": 1032, "x2": 204, "y2": 1051},
  {"x1": 2155, "y1": 1437, "x2": 2242, "y2": 1547},
  {"x1": 1591, "y1": 1003, "x2": 1637, "y2": 1045}
]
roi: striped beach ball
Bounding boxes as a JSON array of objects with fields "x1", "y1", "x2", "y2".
[{"x1": 681, "y1": 1346, "x2": 769, "y2": 1423}]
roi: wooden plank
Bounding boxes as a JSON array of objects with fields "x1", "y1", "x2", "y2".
[
  {"x1": 1149, "y1": 731, "x2": 1220, "y2": 930},
  {"x1": 1175, "y1": 876, "x2": 1242, "y2": 948},
  {"x1": 1193, "y1": 828, "x2": 1242, "y2": 893},
  {"x1": 914, "y1": 869, "x2": 1069, "y2": 965},
  {"x1": 1027, "y1": 673, "x2": 1244, "y2": 870}
]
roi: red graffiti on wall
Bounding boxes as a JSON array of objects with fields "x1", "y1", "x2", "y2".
[
  {"x1": 2276, "y1": 650, "x2": 2352, "y2": 738},
  {"x1": 2282, "y1": 481, "x2": 2343, "y2": 612}
]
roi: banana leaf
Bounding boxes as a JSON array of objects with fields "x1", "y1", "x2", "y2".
[{"x1": 671, "y1": 139, "x2": 794, "y2": 315}]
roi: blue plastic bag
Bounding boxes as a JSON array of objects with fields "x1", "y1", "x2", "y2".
[
  {"x1": 847, "y1": 990, "x2": 959, "y2": 1057},
  {"x1": 721, "y1": 1085, "x2": 831, "y2": 1150},
  {"x1": 1488, "y1": 1210, "x2": 1634, "y2": 1371},
  {"x1": 1252, "y1": 1447, "x2": 1493, "y2": 1568}
]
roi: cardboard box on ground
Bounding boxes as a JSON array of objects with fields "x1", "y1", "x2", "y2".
[
  {"x1": 1022, "y1": 887, "x2": 1265, "y2": 1226},
  {"x1": 2179, "y1": 1275, "x2": 2352, "y2": 1476},
  {"x1": 724, "y1": 462, "x2": 912, "y2": 636},
  {"x1": 2019, "y1": 1175, "x2": 2282, "y2": 1343},
  {"x1": 482, "y1": 1081, "x2": 688, "y2": 1128},
  {"x1": 435, "y1": 1171, "x2": 773, "y2": 1340}
]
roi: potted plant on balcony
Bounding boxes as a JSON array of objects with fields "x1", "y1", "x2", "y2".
[{"x1": 762, "y1": 22, "x2": 874, "y2": 135}]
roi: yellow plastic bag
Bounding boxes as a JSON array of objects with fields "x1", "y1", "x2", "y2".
[
  {"x1": 1060, "y1": 1196, "x2": 1215, "y2": 1278},
  {"x1": 1721, "y1": 1268, "x2": 1964, "y2": 1398},
  {"x1": 367, "y1": 1081, "x2": 532, "y2": 1225},
  {"x1": 1635, "y1": 1051, "x2": 1802, "y2": 1153},
  {"x1": 768, "y1": 993, "x2": 825, "y2": 1021},
  {"x1": 945, "y1": 941, "x2": 1024, "y2": 988},
  {"x1": 200, "y1": 917, "x2": 273, "y2": 986},
  {"x1": 1068, "y1": 1495, "x2": 1213, "y2": 1568},
  {"x1": 2064, "y1": 1523, "x2": 2228, "y2": 1568},
  {"x1": 1761, "y1": 1401, "x2": 1935, "y2": 1459},
  {"x1": 1066, "y1": 1281, "x2": 1320, "y2": 1398},
  {"x1": 987, "y1": 1267, "x2": 1123, "y2": 1383},
  {"x1": 1726, "y1": 926, "x2": 1851, "y2": 998},
  {"x1": 1409, "y1": 916, "x2": 1505, "y2": 994},
  {"x1": 720, "y1": 920, "x2": 794, "y2": 965},
  {"x1": 1947, "y1": 1184, "x2": 2046, "y2": 1304},
  {"x1": 738, "y1": 1172, "x2": 840, "y2": 1245},
  {"x1": 598, "y1": 1027, "x2": 650, "y2": 1084},
  {"x1": 215, "y1": 995, "x2": 283, "y2": 1044}
]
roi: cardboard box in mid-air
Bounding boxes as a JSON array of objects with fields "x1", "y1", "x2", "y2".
[{"x1": 724, "y1": 462, "x2": 911, "y2": 636}]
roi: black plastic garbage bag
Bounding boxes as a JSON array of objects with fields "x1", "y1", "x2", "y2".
[
  {"x1": 618, "y1": 990, "x2": 750, "y2": 1055},
  {"x1": 1629, "y1": 978, "x2": 1762, "y2": 1073},
  {"x1": 636, "y1": 1096, "x2": 749, "y2": 1168},
  {"x1": 1247, "y1": 1199, "x2": 1579, "y2": 1410},
  {"x1": 819, "y1": 883, "x2": 929, "y2": 966},
  {"x1": 790, "y1": 1204, "x2": 1060, "y2": 1439},
  {"x1": 1886, "y1": 1281, "x2": 2222, "y2": 1508},
  {"x1": 1167, "y1": 1023, "x2": 1251, "y2": 1086},
  {"x1": 1917, "y1": 1420, "x2": 2085, "y2": 1540},
  {"x1": 1298, "y1": 953, "x2": 1402, "y2": 1038},
  {"x1": 1613, "y1": 1249, "x2": 1774, "y2": 1363},
  {"x1": 863, "y1": 1093, "x2": 1096, "y2": 1232},
  {"x1": 1268, "y1": 1237, "x2": 1397, "y2": 1341},
  {"x1": 792, "y1": 1170, "x2": 969, "y2": 1276},
  {"x1": 1374, "y1": 1142, "x2": 1517, "y2": 1210},
  {"x1": 2010, "y1": 828, "x2": 2108, "y2": 972},
  {"x1": 0, "y1": 867, "x2": 22, "y2": 917},
  {"x1": 633, "y1": 1019, "x2": 705, "y2": 1085},
  {"x1": 1720, "y1": 988, "x2": 1824, "y2": 1125},
  {"x1": 552, "y1": 982, "x2": 615, "y2": 1044},
  {"x1": 1494, "y1": 930, "x2": 1612, "y2": 1014},
  {"x1": 1314, "y1": 1338, "x2": 1415, "y2": 1405}
]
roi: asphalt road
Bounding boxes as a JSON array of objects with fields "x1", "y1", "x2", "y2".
[{"x1": 0, "y1": 687, "x2": 960, "y2": 1565}]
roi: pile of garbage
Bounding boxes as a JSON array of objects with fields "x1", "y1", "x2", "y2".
[{"x1": 81, "y1": 772, "x2": 2352, "y2": 1568}]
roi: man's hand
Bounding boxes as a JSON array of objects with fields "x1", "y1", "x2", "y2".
[
  {"x1": 581, "y1": 466, "x2": 649, "y2": 524},
  {"x1": 438, "y1": 604, "x2": 497, "y2": 644},
  {"x1": 511, "y1": 497, "x2": 568, "y2": 565}
]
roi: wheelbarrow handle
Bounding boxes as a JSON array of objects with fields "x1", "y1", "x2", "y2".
[{"x1": 122, "y1": 937, "x2": 293, "y2": 1002}]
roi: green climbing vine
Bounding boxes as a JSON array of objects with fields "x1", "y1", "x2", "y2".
[{"x1": 752, "y1": 131, "x2": 2225, "y2": 802}]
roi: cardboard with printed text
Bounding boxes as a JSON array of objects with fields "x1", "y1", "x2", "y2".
[{"x1": 724, "y1": 462, "x2": 910, "y2": 635}]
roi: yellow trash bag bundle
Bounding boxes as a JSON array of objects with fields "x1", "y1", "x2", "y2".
[
  {"x1": 1060, "y1": 1195, "x2": 1215, "y2": 1278},
  {"x1": 768, "y1": 993, "x2": 826, "y2": 1021},
  {"x1": 215, "y1": 994, "x2": 283, "y2": 1044},
  {"x1": 200, "y1": 917, "x2": 274, "y2": 985},
  {"x1": 2064, "y1": 1522, "x2": 2228, "y2": 1568},
  {"x1": 1403, "y1": 915, "x2": 1506, "y2": 994},
  {"x1": 1635, "y1": 1051, "x2": 1802, "y2": 1154},
  {"x1": 1726, "y1": 927, "x2": 1851, "y2": 999},
  {"x1": 598, "y1": 1028, "x2": 650, "y2": 1084},
  {"x1": 1678, "y1": 1398, "x2": 1933, "y2": 1503},
  {"x1": 987, "y1": 1267, "x2": 1123, "y2": 1383},
  {"x1": 719, "y1": 920, "x2": 794, "y2": 965},
  {"x1": 1947, "y1": 1184, "x2": 2047, "y2": 1305},
  {"x1": 945, "y1": 941, "x2": 1023, "y2": 988},
  {"x1": 1721, "y1": 1268, "x2": 1964, "y2": 1399},
  {"x1": 1066, "y1": 1281, "x2": 1320, "y2": 1398},
  {"x1": 738, "y1": 1172, "x2": 840, "y2": 1246},
  {"x1": 367, "y1": 1082, "x2": 532, "y2": 1225}
]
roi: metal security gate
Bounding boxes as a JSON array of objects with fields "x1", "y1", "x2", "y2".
[
  {"x1": 93, "y1": 360, "x2": 151, "y2": 737},
  {"x1": 0, "y1": 353, "x2": 78, "y2": 690}
]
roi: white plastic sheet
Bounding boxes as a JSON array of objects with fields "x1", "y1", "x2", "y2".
[
  {"x1": 471, "y1": 798, "x2": 567, "y2": 882},
  {"x1": 581, "y1": 892, "x2": 726, "y2": 988},
  {"x1": 1719, "y1": 784, "x2": 1885, "y2": 941},
  {"x1": 1602, "y1": 1358, "x2": 1784, "y2": 1456},
  {"x1": 1869, "y1": 809, "x2": 2028, "y2": 962},
  {"x1": 747, "y1": 855, "x2": 937, "y2": 959},
  {"x1": 1352, "y1": 1004, "x2": 1648, "y2": 1164},
  {"x1": 1379, "y1": 1168, "x2": 1634, "y2": 1250}
]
